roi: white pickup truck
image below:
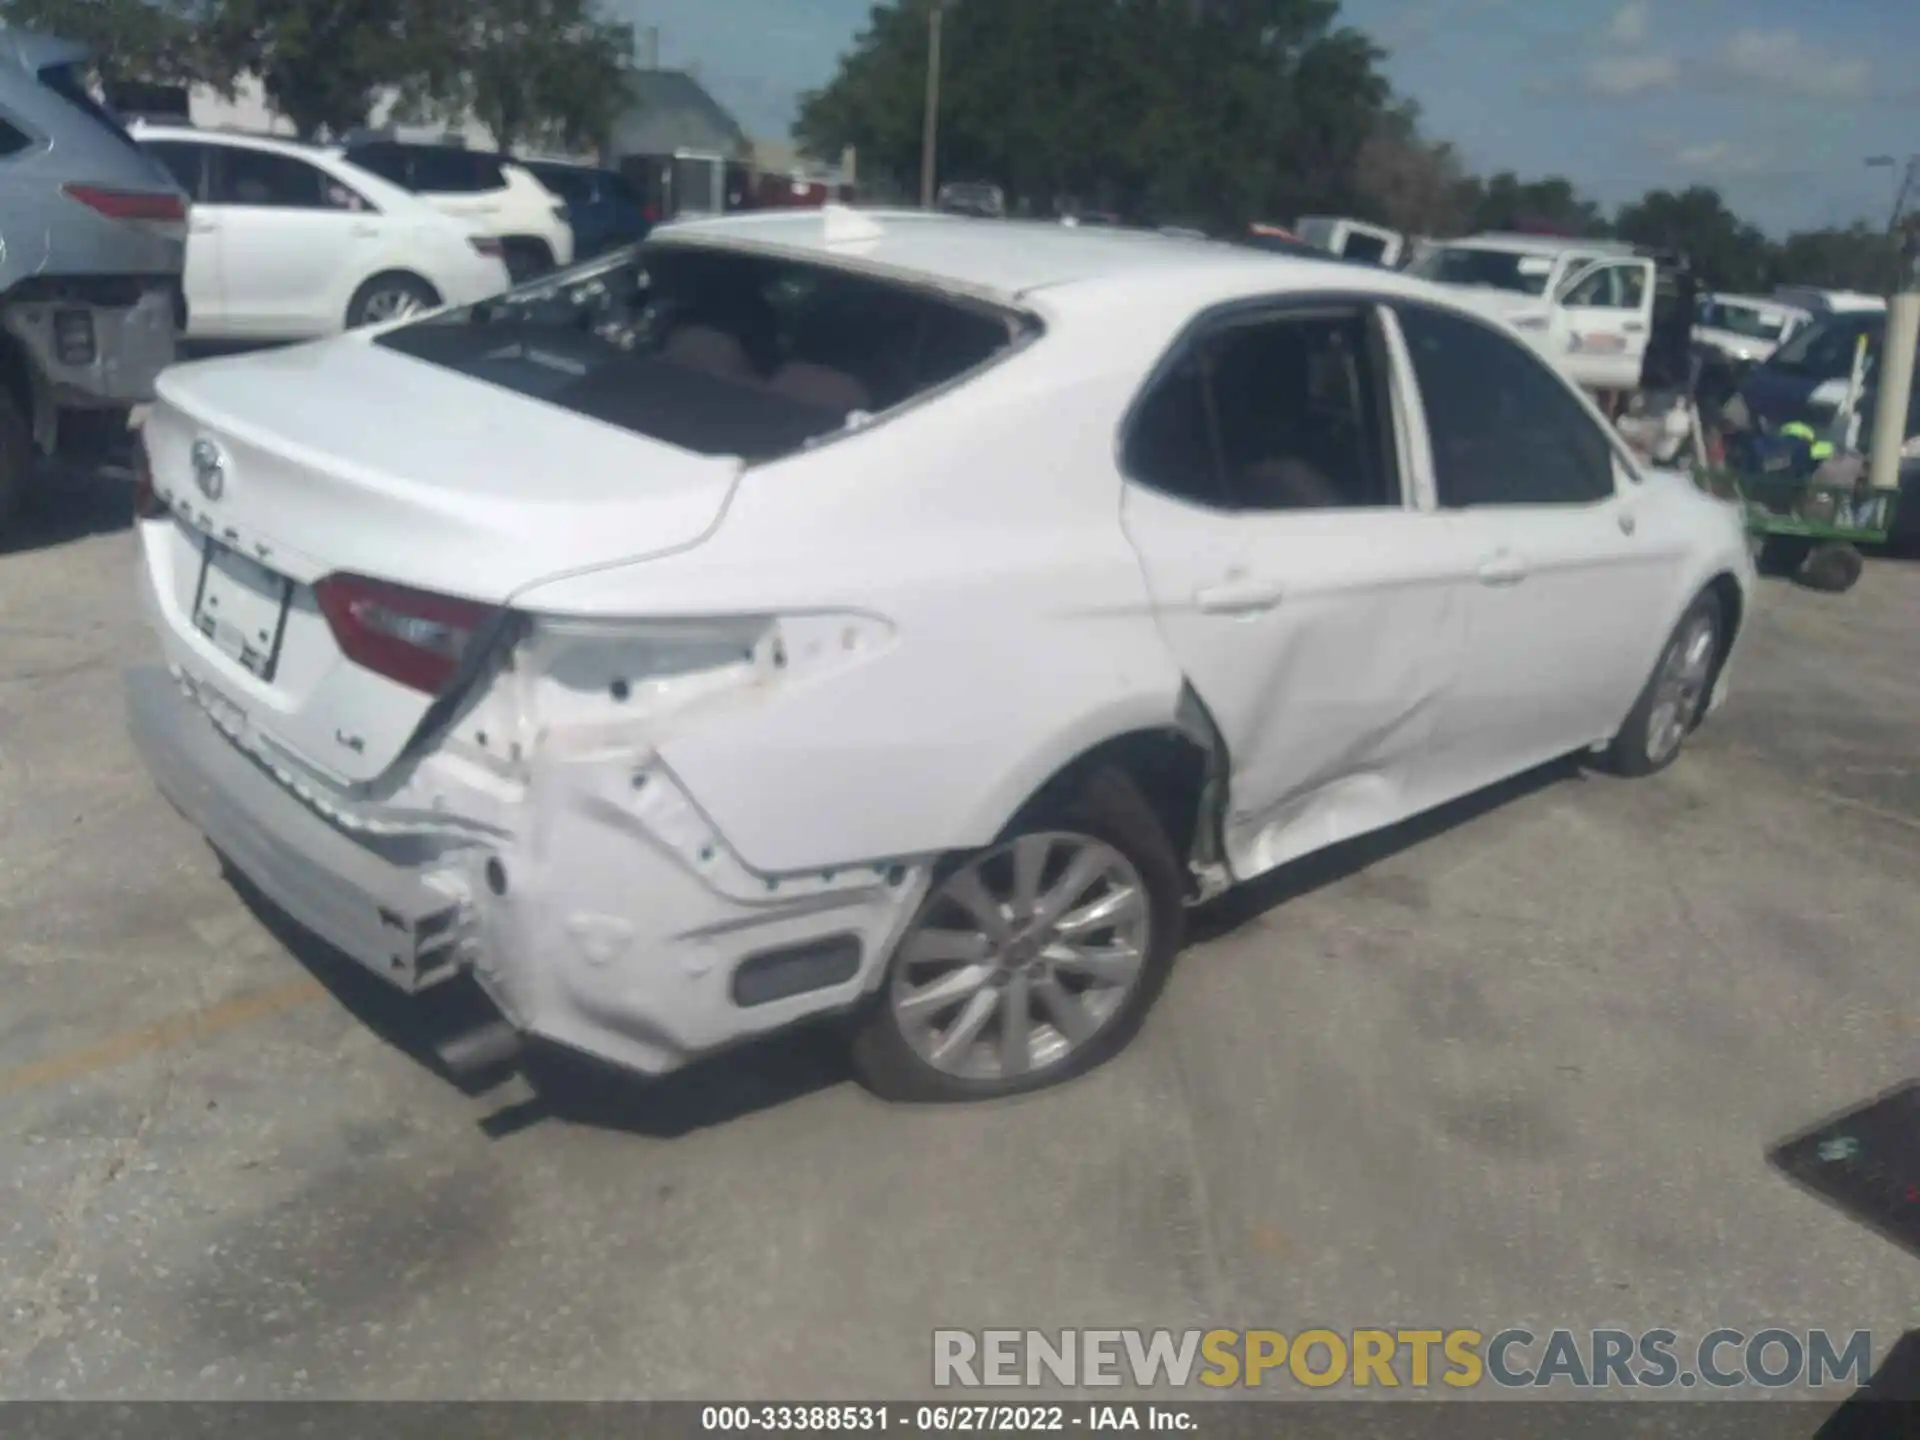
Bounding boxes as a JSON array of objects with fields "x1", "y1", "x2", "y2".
[{"x1": 1408, "y1": 233, "x2": 1657, "y2": 392}]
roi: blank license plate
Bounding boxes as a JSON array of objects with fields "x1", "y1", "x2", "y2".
[{"x1": 192, "y1": 538, "x2": 292, "y2": 681}]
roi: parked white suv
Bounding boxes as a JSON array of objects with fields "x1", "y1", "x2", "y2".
[
  {"x1": 125, "y1": 211, "x2": 1755, "y2": 1102},
  {"x1": 337, "y1": 140, "x2": 574, "y2": 280},
  {"x1": 134, "y1": 124, "x2": 511, "y2": 340}
]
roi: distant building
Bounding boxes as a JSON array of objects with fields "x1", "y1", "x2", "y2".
[{"x1": 606, "y1": 68, "x2": 753, "y2": 219}]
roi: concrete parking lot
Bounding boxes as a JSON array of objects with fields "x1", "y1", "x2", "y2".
[{"x1": 2, "y1": 468, "x2": 1918, "y2": 1401}]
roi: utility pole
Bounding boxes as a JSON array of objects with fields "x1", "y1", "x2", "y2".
[
  {"x1": 1866, "y1": 154, "x2": 1919, "y2": 289},
  {"x1": 1865, "y1": 155, "x2": 1919, "y2": 499},
  {"x1": 919, "y1": 1, "x2": 944, "y2": 209}
]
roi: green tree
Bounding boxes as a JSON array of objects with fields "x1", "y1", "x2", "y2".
[
  {"x1": 1461, "y1": 170, "x2": 1612, "y2": 237},
  {"x1": 1353, "y1": 99, "x2": 1473, "y2": 236},
  {"x1": 436, "y1": 0, "x2": 636, "y2": 153},
  {"x1": 1612, "y1": 186, "x2": 1775, "y2": 292},
  {"x1": 198, "y1": 0, "x2": 450, "y2": 139},
  {"x1": 794, "y1": 0, "x2": 1399, "y2": 231},
  {"x1": 1773, "y1": 221, "x2": 1900, "y2": 294},
  {"x1": 0, "y1": 0, "x2": 213, "y2": 85}
]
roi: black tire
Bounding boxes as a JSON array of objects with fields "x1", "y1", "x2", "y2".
[
  {"x1": 1756, "y1": 533, "x2": 1813, "y2": 578},
  {"x1": 58, "y1": 405, "x2": 134, "y2": 466},
  {"x1": 1604, "y1": 589, "x2": 1725, "y2": 778},
  {"x1": 0, "y1": 385, "x2": 30, "y2": 532},
  {"x1": 849, "y1": 766, "x2": 1186, "y2": 1103},
  {"x1": 500, "y1": 237, "x2": 556, "y2": 283},
  {"x1": 1798, "y1": 542, "x2": 1864, "y2": 594},
  {"x1": 345, "y1": 272, "x2": 441, "y2": 330}
]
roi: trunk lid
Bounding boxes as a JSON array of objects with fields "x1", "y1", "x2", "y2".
[{"x1": 142, "y1": 335, "x2": 743, "y2": 784}]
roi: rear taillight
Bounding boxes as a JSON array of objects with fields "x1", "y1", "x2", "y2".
[
  {"x1": 470, "y1": 236, "x2": 504, "y2": 258},
  {"x1": 314, "y1": 574, "x2": 491, "y2": 695},
  {"x1": 62, "y1": 184, "x2": 187, "y2": 223},
  {"x1": 131, "y1": 433, "x2": 166, "y2": 520}
]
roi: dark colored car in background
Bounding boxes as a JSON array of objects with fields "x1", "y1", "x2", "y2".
[
  {"x1": 520, "y1": 159, "x2": 650, "y2": 261},
  {"x1": 1733, "y1": 309, "x2": 1885, "y2": 432}
]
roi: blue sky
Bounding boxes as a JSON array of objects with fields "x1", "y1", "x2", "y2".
[{"x1": 612, "y1": 0, "x2": 1920, "y2": 235}]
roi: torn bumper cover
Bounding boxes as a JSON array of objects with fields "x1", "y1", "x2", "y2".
[{"x1": 124, "y1": 665, "x2": 929, "y2": 1076}]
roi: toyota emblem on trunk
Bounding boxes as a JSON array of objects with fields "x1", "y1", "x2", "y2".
[{"x1": 190, "y1": 439, "x2": 226, "y2": 500}]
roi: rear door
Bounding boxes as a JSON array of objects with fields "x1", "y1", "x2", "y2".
[
  {"x1": 204, "y1": 145, "x2": 377, "y2": 337},
  {"x1": 1391, "y1": 301, "x2": 1680, "y2": 789},
  {"x1": 1554, "y1": 257, "x2": 1657, "y2": 389},
  {"x1": 1119, "y1": 299, "x2": 1473, "y2": 879},
  {"x1": 140, "y1": 138, "x2": 224, "y2": 336}
]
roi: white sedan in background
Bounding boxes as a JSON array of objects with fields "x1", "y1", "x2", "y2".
[
  {"x1": 132, "y1": 123, "x2": 511, "y2": 341},
  {"x1": 124, "y1": 210, "x2": 1755, "y2": 1104}
]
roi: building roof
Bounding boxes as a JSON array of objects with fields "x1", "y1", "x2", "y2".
[
  {"x1": 652, "y1": 207, "x2": 1416, "y2": 310},
  {"x1": 607, "y1": 70, "x2": 750, "y2": 160}
]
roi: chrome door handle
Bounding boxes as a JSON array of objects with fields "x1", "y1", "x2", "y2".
[
  {"x1": 1476, "y1": 554, "x2": 1528, "y2": 587},
  {"x1": 190, "y1": 220, "x2": 217, "y2": 234},
  {"x1": 350, "y1": 224, "x2": 380, "y2": 238},
  {"x1": 1618, "y1": 511, "x2": 1637, "y2": 535},
  {"x1": 1623, "y1": 322, "x2": 1647, "y2": 333},
  {"x1": 1195, "y1": 579, "x2": 1284, "y2": 615}
]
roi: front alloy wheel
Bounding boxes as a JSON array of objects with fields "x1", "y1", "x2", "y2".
[{"x1": 1643, "y1": 607, "x2": 1718, "y2": 767}]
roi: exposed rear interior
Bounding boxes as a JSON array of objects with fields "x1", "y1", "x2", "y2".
[{"x1": 374, "y1": 244, "x2": 1033, "y2": 461}]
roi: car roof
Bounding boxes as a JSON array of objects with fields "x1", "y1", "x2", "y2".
[
  {"x1": 131, "y1": 122, "x2": 446, "y2": 213},
  {"x1": 1436, "y1": 232, "x2": 1634, "y2": 256},
  {"x1": 132, "y1": 121, "x2": 316, "y2": 156},
  {"x1": 651, "y1": 208, "x2": 1412, "y2": 308},
  {"x1": 1709, "y1": 293, "x2": 1808, "y2": 315}
]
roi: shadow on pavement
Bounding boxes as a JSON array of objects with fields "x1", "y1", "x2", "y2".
[
  {"x1": 216, "y1": 755, "x2": 1597, "y2": 1140},
  {"x1": 1771, "y1": 1079, "x2": 1920, "y2": 1263},
  {"x1": 222, "y1": 859, "x2": 853, "y2": 1141},
  {"x1": 1189, "y1": 752, "x2": 1585, "y2": 943},
  {"x1": 1812, "y1": 1329, "x2": 1920, "y2": 1438},
  {"x1": 2, "y1": 457, "x2": 132, "y2": 556}
]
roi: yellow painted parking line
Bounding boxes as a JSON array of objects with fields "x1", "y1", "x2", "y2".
[{"x1": 0, "y1": 976, "x2": 325, "y2": 1098}]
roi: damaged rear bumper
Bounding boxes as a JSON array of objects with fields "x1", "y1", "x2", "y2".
[{"x1": 124, "y1": 665, "x2": 928, "y2": 1077}]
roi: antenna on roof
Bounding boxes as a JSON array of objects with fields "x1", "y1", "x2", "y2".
[{"x1": 821, "y1": 203, "x2": 885, "y2": 247}]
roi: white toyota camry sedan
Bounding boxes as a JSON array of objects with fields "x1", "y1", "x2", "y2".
[{"x1": 126, "y1": 209, "x2": 1756, "y2": 1102}]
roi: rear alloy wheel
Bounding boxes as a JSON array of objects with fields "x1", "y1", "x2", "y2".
[
  {"x1": 346, "y1": 273, "x2": 440, "y2": 329},
  {"x1": 851, "y1": 769, "x2": 1184, "y2": 1102},
  {"x1": 1605, "y1": 590, "x2": 1724, "y2": 777}
]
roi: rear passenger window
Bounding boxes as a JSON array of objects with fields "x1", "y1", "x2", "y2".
[
  {"x1": 1124, "y1": 354, "x2": 1224, "y2": 507},
  {"x1": 210, "y1": 148, "x2": 329, "y2": 208},
  {"x1": 1123, "y1": 308, "x2": 1398, "y2": 512},
  {"x1": 142, "y1": 140, "x2": 205, "y2": 197},
  {"x1": 411, "y1": 148, "x2": 504, "y2": 193},
  {"x1": 345, "y1": 143, "x2": 411, "y2": 186},
  {"x1": 1396, "y1": 303, "x2": 1615, "y2": 507}
]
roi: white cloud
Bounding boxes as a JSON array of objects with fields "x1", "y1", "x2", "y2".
[
  {"x1": 1585, "y1": 52, "x2": 1679, "y2": 96},
  {"x1": 1666, "y1": 138, "x2": 1767, "y2": 177},
  {"x1": 1607, "y1": 1, "x2": 1649, "y2": 46},
  {"x1": 1720, "y1": 29, "x2": 1870, "y2": 98}
]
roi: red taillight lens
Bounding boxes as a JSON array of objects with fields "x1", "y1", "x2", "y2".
[
  {"x1": 313, "y1": 574, "x2": 491, "y2": 695},
  {"x1": 62, "y1": 184, "x2": 187, "y2": 223},
  {"x1": 131, "y1": 434, "x2": 166, "y2": 520},
  {"x1": 470, "y1": 236, "x2": 504, "y2": 258}
]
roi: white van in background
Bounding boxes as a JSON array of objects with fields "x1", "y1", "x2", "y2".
[
  {"x1": 1692, "y1": 293, "x2": 1812, "y2": 367},
  {"x1": 1771, "y1": 286, "x2": 1886, "y2": 318},
  {"x1": 1409, "y1": 232, "x2": 1656, "y2": 392},
  {"x1": 1292, "y1": 215, "x2": 1405, "y2": 267}
]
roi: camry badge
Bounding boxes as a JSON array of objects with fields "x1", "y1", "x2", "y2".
[{"x1": 190, "y1": 438, "x2": 226, "y2": 500}]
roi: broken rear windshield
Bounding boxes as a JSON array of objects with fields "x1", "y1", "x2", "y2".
[{"x1": 374, "y1": 244, "x2": 1031, "y2": 460}]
